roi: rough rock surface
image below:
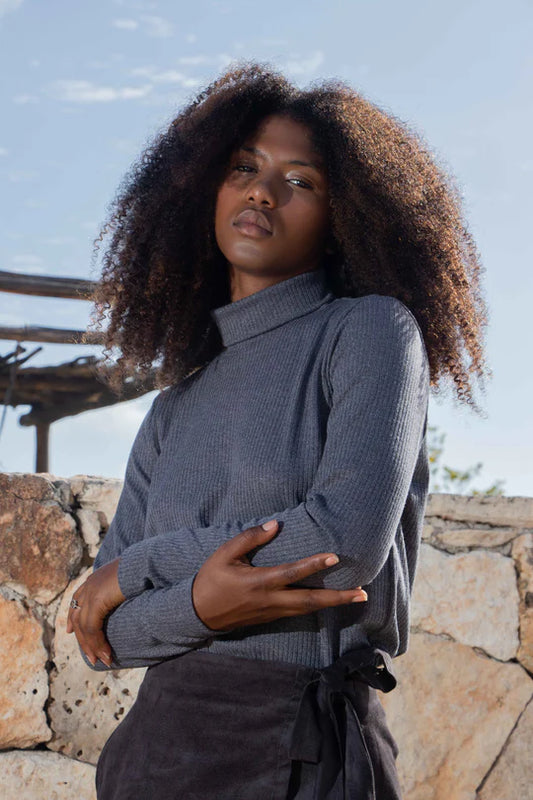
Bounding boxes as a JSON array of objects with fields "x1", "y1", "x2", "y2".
[
  {"x1": 48, "y1": 570, "x2": 145, "y2": 764},
  {"x1": 512, "y1": 533, "x2": 533, "y2": 674},
  {"x1": 380, "y1": 632, "x2": 533, "y2": 800},
  {"x1": 477, "y1": 698, "x2": 533, "y2": 799},
  {"x1": 69, "y1": 475, "x2": 122, "y2": 528},
  {"x1": 411, "y1": 544, "x2": 520, "y2": 661},
  {"x1": 0, "y1": 592, "x2": 51, "y2": 748},
  {"x1": 433, "y1": 527, "x2": 517, "y2": 549},
  {"x1": 75, "y1": 508, "x2": 104, "y2": 559},
  {"x1": 0, "y1": 473, "x2": 82, "y2": 603},
  {"x1": 0, "y1": 751, "x2": 96, "y2": 800},
  {"x1": 425, "y1": 493, "x2": 533, "y2": 528}
]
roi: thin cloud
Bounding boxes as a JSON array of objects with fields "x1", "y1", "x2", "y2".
[
  {"x1": 112, "y1": 18, "x2": 138, "y2": 30},
  {"x1": 86, "y1": 54, "x2": 126, "y2": 69},
  {"x1": 0, "y1": 0, "x2": 23, "y2": 19},
  {"x1": 40, "y1": 236, "x2": 77, "y2": 246},
  {"x1": 24, "y1": 199, "x2": 48, "y2": 210},
  {"x1": 8, "y1": 169, "x2": 39, "y2": 183},
  {"x1": 282, "y1": 51, "x2": 325, "y2": 76},
  {"x1": 139, "y1": 15, "x2": 174, "y2": 38},
  {"x1": 10, "y1": 254, "x2": 45, "y2": 274},
  {"x1": 112, "y1": 0, "x2": 158, "y2": 9},
  {"x1": 130, "y1": 66, "x2": 201, "y2": 88},
  {"x1": 177, "y1": 55, "x2": 210, "y2": 66},
  {"x1": 0, "y1": 311, "x2": 25, "y2": 326},
  {"x1": 113, "y1": 13, "x2": 174, "y2": 37},
  {"x1": 49, "y1": 79, "x2": 152, "y2": 103},
  {"x1": 260, "y1": 38, "x2": 289, "y2": 47},
  {"x1": 211, "y1": 2, "x2": 233, "y2": 14},
  {"x1": 13, "y1": 94, "x2": 39, "y2": 104},
  {"x1": 110, "y1": 137, "x2": 140, "y2": 154},
  {"x1": 0, "y1": 146, "x2": 8, "y2": 156}
]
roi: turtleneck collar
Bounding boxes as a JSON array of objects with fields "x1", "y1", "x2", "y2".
[{"x1": 210, "y1": 268, "x2": 334, "y2": 347}]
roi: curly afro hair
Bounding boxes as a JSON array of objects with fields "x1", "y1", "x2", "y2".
[{"x1": 88, "y1": 61, "x2": 488, "y2": 409}]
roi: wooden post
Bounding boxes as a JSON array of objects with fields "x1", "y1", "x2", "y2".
[{"x1": 35, "y1": 422, "x2": 49, "y2": 473}]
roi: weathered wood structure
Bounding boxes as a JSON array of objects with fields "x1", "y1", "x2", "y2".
[{"x1": 0, "y1": 270, "x2": 156, "y2": 471}]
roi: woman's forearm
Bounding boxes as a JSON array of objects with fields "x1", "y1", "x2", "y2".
[{"x1": 80, "y1": 575, "x2": 216, "y2": 671}]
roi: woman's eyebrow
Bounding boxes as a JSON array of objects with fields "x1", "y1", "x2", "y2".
[{"x1": 240, "y1": 145, "x2": 324, "y2": 172}]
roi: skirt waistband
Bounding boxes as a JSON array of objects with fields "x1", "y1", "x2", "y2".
[{"x1": 143, "y1": 645, "x2": 398, "y2": 800}]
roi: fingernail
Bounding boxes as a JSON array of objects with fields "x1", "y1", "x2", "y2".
[
  {"x1": 324, "y1": 555, "x2": 339, "y2": 566},
  {"x1": 261, "y1": 520, "x2": 277, "y2": 530},
  {"x1": 352, "y1": 591, "x2": 368, "y2": 602}
]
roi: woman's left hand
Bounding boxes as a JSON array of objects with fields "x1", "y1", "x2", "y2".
[{"x1": 66, "y1": 558, "x2": 126, "y2": 667}]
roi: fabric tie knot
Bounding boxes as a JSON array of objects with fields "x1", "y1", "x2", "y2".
[{"x1": 288, "y1": 646, "x2": 397, "y2": 800}]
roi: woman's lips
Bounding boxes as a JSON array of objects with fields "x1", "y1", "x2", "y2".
[
  {"x1": 233, "y1": 209, "x2": 272, "y2": 238},
  {"x1": 233, "y1": 220, "x2": 272, "y2": 238}
]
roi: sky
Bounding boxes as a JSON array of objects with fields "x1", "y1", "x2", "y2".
[{"x1": 0, "y1": 0, "x2": 531, "y2": 497}]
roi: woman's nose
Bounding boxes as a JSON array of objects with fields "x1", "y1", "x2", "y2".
[{"x1": 247, "y1": 174, "x2": 278, "y2": 206}]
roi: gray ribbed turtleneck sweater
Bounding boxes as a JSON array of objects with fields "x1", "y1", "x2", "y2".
[{"x1": 87, "y1": 267, "x2": 429, "y2": 671}]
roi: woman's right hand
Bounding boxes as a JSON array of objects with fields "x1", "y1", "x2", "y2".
[{"x1": 191, "y1": 519, "x2": 368, "y2": 631}]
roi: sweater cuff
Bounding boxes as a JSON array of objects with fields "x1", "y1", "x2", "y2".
[
  {"x1": 117, "y1": 539, "x2": 156, "y2": 598},
  {"x1": 167, "y1": 574, "x2": 222, "y2": 639}
]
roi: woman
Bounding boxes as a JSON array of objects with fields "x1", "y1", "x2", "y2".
[{"x1": 67, "y1": 63, "x2": 487, "y2": 799}]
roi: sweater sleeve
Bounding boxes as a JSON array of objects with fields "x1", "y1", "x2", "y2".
[
  {"x1": 78, "y1": 576, "x2": 216, "y2": 671},
  {"x1": 85, "y1": 392, "x2": 222, "y2": 672},
  {"x1": 114, "y1": 295, "x2": 430, "y2": 596}
]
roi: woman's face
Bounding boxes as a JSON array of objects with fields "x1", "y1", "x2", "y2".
[{"x1": 214, "y1": 114, "x2": 330, "y2": 284}]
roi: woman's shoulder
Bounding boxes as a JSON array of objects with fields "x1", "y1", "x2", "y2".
[
  {"x1": 142, "y1": 367, "x2": 202, "y2": 432},
  {"x1": 320, "y1": 294, "x2": 430, "y2": 392},
  {"x1": 325, "y1": 293, "x2": 426, "y2": 348}
]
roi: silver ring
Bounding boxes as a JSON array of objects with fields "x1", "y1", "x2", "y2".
[{"x1": 70, "y1": 598, "x2": 81, "y2": 610}]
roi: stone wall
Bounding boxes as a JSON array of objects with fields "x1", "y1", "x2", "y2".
[{"x1": 1, "y1": 472, "x2": 532, "y2": 800}]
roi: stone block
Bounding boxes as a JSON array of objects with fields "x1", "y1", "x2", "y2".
[
  {"x1": 0, "y1": 472, "x2": 83, "y2": 603},
  {"x1": 0, "y1": 750, "x2": 96, "y2": 800},
  {"x1": 434, "y1": 527, "x2": 516, "y2": 549},
  {"x1": 421, "y1": 523, "x2": 434, "y2": 541},
  {"x1": 426, "y1": 493, "x2": 533, "y2": 528},
  {"x1": 76, "y1": 508, "x2": 104, "y2": 559},
  {"x1": 0, "y1": 593, "x2": 51, "y2": 749},
  {"x1": 69, "y1": 475, "x2": 122, "y2": 528},
  {"x1": 48, "y1": 570, "x2": 145, "y2": 764},
  {"x1": 380, "y1": 632, "x2": 533, "y2": 800},
  {"x1": 411, "y1": 544, "x2": 519, "y2": 660},
  {"x1": 477, "y1": 698, "x2": 533, "y2": 799},
  {"x1": 512, "y1": 533, "x2": 533, "y2": 674}
]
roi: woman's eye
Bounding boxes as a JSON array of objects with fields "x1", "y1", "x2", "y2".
[
  {"x1": 233, "y1": 164, "x2": 256, "y2": 173},
  {"x1": 288, "y1": 178, "x2": 312, "y2": 189}
]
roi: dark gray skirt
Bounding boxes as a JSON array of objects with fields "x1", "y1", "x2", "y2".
[{"x1": 95, "y1": 646, "x2": 402, "y2": 800}]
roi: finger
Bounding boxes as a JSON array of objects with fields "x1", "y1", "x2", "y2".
[
  {"x1": 75, "y1": 625, "x2": 112, "y2": 667},
  {"x1": 221, "y1": 521, "x2": 279, "y2": 560},
  {"x1": 74, "y1": 608, "x2": 113, "y2": 667},
  {"x1": 66, "y1": 591, "x2": 83, "y2": 634},
  {"x1": 66, "y1": 603, "x2": 81, "y2": 634},
  {"x1": 273, "y1": 587, "x2": 368, "y2": 617},
  {"x1": 70, "y1": 620, "x2": 96, "y2": 666},
  {"x1": 251, "y1": 552, "x2": 347, "y2": 589},
  {"x1": 82, "y1": 623, "x2": 112, "y2": 666}
]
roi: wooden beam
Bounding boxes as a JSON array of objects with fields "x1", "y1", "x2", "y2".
[
  {"x1": 0, "y1": 270, "x2": 97, "y2": 300},
  {"x1": 35, "y1": 422, "x2": 49, "y2": 472},
  {"x1": 0, "y1": 325, "x2": 105, "y2": 345},
  {"x1": 18, "y1": 382, "x2": 156, "y2": 425}
]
